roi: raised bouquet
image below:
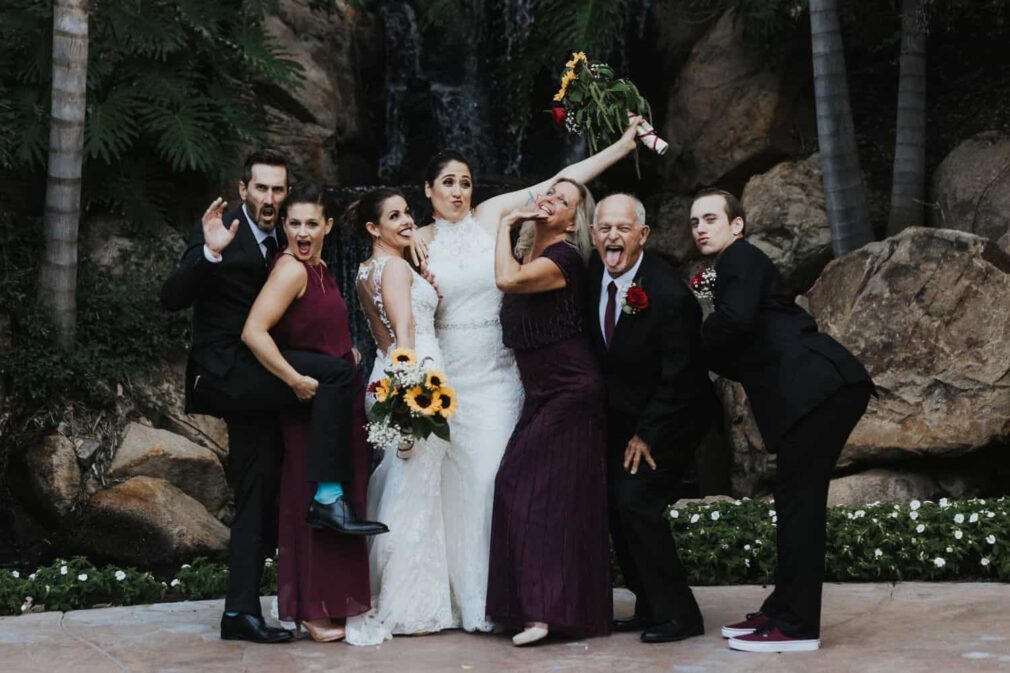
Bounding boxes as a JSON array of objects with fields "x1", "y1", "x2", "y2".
[
  {"x1": 366, "y1": 348, "x2": 455, "y2": 460},
  {"x1": 551, "y1": 51, "x2": 667, "y2": 155},
  {"x1": 689, "y1": 267, "x2": 717, "y2": 300}
]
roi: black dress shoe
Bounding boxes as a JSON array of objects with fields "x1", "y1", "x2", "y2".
[
  {"x1": 613, "y1": 615, "x2": 654, "y2": 632},
  {"x1": 640, "y1": 618, "x2": 704, "y2": 643},
  {"x1": 306, "y1": 496, "x2": 389, "y2": 536},
  {"x1": 220, "y1": 613, "x2": 295, "y2": 643}
]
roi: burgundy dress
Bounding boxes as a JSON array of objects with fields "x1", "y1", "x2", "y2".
[
  {"x1": 486, "y1": 242, "x2": 611, "y2": 637},
  {"x1": 270, "y1": 254, "x2": 371, "y2": 621}
]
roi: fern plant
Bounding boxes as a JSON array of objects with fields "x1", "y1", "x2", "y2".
[{"x1": 0, "y1": 0, "x2": 305, "y2": 229}]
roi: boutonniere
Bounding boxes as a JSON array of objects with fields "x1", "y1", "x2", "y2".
[
  {"x1": 621, "y1": 281, "x2": 649, "y2": 315},
  {"x1": 689, "y1": 267, "x2": 717, "y2": 299}
]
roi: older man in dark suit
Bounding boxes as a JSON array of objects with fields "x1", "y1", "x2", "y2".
[
  {"x1": 690, "y1": 187, "x2": 873, "y2": 653},
  {"x1": 589, "y1": 193, "x2": 719, "y2": 644}
]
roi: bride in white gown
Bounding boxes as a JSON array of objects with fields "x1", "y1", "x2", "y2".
[
  {"x1": 345, "y1": 188, "x2": 454, "y2": 646},
  {"x1": 411, "y1": 118, "x2": 644, "y2": 632}
]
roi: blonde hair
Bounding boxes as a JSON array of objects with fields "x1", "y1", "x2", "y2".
[{"x1": 514, "y1": 178, "x2": 595, "y2": 264}]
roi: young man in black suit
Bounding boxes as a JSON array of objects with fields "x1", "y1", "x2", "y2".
[
  {"x1": 161, "y1": 150, "x2": 386, "y2": 643},
  {"x1": 689, "y1": 188, "x2": 873, "y2": 653},
  {"x1": 589, "y1": 193, "x2": 719, "y2": 644}
]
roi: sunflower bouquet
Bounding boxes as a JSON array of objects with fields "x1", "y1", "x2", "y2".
[
  {"x1": 551, "y1": 51, "x2": 668, "y2": 155},
  {"x1": 365, "y1": 347, "x2": 456, "y2": 460}
]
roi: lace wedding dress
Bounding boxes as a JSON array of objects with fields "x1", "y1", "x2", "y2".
[
  {"x1": 344, "y1": 256, "x2": 454, "y2": 646},
  {"x1": 427, "y1": 213, "x2": 524, "y2": 632}
]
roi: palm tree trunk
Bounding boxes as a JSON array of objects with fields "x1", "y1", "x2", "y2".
[
  {"x1": 39, "y1": 0, "x2": 89, "y2": 351},
  {"x1": 809, "y1": 0, "x2": 874, "y2": 256},
  {"x1": 887, "y1": 0, "x2": 928, "y2": 236}
]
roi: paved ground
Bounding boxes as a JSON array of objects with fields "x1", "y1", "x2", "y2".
[{"x1": 2, "y1": 584, "x2": 1010, "y2": 673}]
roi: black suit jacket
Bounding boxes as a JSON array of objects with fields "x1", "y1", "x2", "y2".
[
  {"x1": 703, "y1": 239, "x2": 872, "y2": 451},
  {"x1": 589, "y1": 251, "x2": 718, "y2": 455},
  {"x1": 160, "y1": 206, "x2": 282, "y2": 414}
]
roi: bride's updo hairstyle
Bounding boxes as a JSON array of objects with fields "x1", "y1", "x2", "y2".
[
  {"x1": 346, "y1": 187, "x2": 406, "y2": 242},
  {"x1": 423, "y1": 149, "x2": 474, "y2": 187},
  {"x1": 514, "y1": 178, "x2": 596, "y2": 265}
]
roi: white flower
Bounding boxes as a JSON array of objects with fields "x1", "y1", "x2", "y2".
[
  {"x1": 910, "y1": 500, "x2": 921, "y2": 511},
  {"x1": 969, "y1": 513, "x2": 979, "y2": 524},
  {"x1": 933, "y1": 557, "x2": 946, "y2": 568},
  {"x1": 181, "y1": 564, "x2": 192, "y2": 569},
  {"x1": 909, "y1": 511, "x2": 919, "y2": 520},
  {"x1": 954, "y1": 530, "x2": 963, "y2": 540},
  {"x1": 939, "y1": 498, "x2": 949, "y2": 508},
  {"x1": 170, "y1": 579, "x2": 181, "y2": 587},
  {"x1": 670, "y1": 509, "x2": 680, "y2": 519},
  {"x1": 981, "y1": 558, "x2": 991, "y2": 567},
  {"x1": 945, "y1": 546, "x2": 953, "y2": 553},
  {"x1": 264, "y1": 558, "x2": 274, "y2": 566},
  {"x1": 77, "y1": 573, "x2": 88, "y2": 582},
  {"x1": 60, "y1": 566, "x2": 68, "y2": 576},
  {"x1": 771, "y1": 515, "x2": 778, "y2": 524},
  {"x1": 987, "y1": 535, "x2": 996, "y2": 545},
  {"x1": 744, "y1": 558, "x2": 751, "y2": 568},
  {"x1": 954, "y1": 513, "x2": 965, "y2": 524},
  {"x1": 744, "y1": 544, "x2": 751, "y2": 551},
  {"x1": 768, "y1": 510, "x2": 776, "y2": 518},
  {"x1": 854, "y1": 509, "x2": 866, "y2": 518},
  {"x1": 28, "y1": 573, "x2": 36, "y2": 581},
  {"x1": 115, "y1": 571, "x2": 127, "y2": 582},
  {"x1": 874, "y1": 548, "x2": 883, "y2": 558},
  {"x1": 734, "y1": 500, "x2": 742, "y2": 506},
  {"x1": 987, "y1": 512, "x2": 996, "y2": 519},
  {"x1": 11, "y1": 571, "x2": 19, "y2": 579},
  {"x1": 690, "y1": 514, "x2": 700, "y2": 524},
  {"x1": 915, "y1": 524, "x2": 925, "y2": 534},
  {"x1": 710, "y1": 511, "x2": 721, "y2": 521},
  {"x1": 889, "y1": 512, "x2": 899, "y2": 519}
]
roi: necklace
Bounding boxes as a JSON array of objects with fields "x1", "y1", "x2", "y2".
[{"x1": 307, "y1": 261, "x2": 326, "y2": 293}]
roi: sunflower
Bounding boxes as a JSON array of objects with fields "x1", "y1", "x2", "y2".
[
  {"x1": 565, "y1": 51, "x2": 587, "y2": 69},
  {"x1": 372, "y1": 378, "x2": 392, "y2": 403},
  {"x1": 389, "y1": 348, "x2": 416, "y2": 365},
  {"x1": 425, "y1": 369, "x2": 447, "y2": 389},
  {"x1": 553, "y1": 69, "x2": 577, "y2": 102},
  {"x1": 433, "y1": 385, "x2": 458, "y2": 418},
  {"x1": 404, "y1": 385, "x2": 438, "y2": 416}
]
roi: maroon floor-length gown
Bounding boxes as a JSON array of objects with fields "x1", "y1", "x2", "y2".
[
  {"x1": 270, "y1": 253, "x2": 371, "y2": 622},
  {"x1": 486, "y1": 241, "x2": 612, "y2": 637}
]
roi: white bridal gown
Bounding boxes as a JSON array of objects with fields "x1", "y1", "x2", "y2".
[
  {"x1": 345, "y1": 256, "x2": 454, "y2": 646},
  {"x1": 427, "y1": 213, "x2": 524, "y2": 632}
]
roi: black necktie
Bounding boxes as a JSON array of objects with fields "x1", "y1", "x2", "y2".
[
  {"x1": 604, "y1": 281, "x2": 617, "y2": 347},
  {"x1": 263, "y1": 236, "x2": 278, "y2": 263}
]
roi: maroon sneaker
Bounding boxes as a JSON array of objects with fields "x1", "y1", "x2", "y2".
[
  {"x1": 721, "y1": 612, "x2": 770, "y2": 638},
  {"x1": 728, "y1": 625, "x2": 820, "y2": 652}
]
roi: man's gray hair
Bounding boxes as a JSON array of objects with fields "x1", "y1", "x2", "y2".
[{"x1": 594, "y1": 193, "x2": 647, "y2": 228}]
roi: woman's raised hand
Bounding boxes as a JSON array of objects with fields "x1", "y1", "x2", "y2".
[
  {"x1": 202, "y1": 197, "x2": 240, "y2": 256},
  {"x1": 620, "y1": 115, "x2": 646, "y2": 154},
  {"x1": 502, "y1": 208, "x2": 546, "y2": 230}
]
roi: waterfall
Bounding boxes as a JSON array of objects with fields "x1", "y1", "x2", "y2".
[{"x1": 378, "y1": 1, "x2": 422, "y2": 181}]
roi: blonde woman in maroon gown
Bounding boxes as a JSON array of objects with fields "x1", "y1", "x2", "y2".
[{"x1": 243, "y1": 183, "x2": 372, "y2": 642}]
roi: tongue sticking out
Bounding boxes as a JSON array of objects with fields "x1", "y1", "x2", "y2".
[
  {"x1": 605, "y1": 249, "x2": 622, "y2": 268},
  {"x1": 297, "y1": 242, "x2": 311, "y2": 255}
]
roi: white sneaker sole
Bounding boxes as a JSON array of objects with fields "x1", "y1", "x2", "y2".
[
  {"x1": 728, "y1": 636, "x2": 820, "y2": 652},
  {"x1": 721, "y1": 626, "x2": 756, "y2": 638}
]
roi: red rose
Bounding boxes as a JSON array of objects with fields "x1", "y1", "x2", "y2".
[
  {"x1": 551, "y1": 104, "x2": 566, "y2": 127},
  {"x1": 626, "y1": 285, "x2": 649, "y2": 311}
]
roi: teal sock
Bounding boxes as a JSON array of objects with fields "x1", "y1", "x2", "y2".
[
  {"x1": 313, "y1": 481, "x2": 344, "y2": 505},
  {"x1": 225, "y1": 611, "x2": 239, "y2": 617}
]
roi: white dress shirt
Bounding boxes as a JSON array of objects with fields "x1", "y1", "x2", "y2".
[
  {"x1": 203, "y1": 204, "x2": 278, "y2": 262},
  {"x1": 598, "y1": 250, "x2": 645, "y2": 338}
]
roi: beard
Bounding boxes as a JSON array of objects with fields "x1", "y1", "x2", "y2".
[{"x1": 246, "y1": 199, "x2": 277, "y2": 232}]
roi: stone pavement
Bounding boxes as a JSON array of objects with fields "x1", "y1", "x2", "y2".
[{"x1": 2, "y1": 584, "x2": 1010, "y2": 673}]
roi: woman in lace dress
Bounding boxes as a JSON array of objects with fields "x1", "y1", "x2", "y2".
[
  {"x1": 409, "y1": 118, "x2": 644, "y2": 631},
  {"x1": 344, "y1": 188, "x2": 454, "y2": 646}
]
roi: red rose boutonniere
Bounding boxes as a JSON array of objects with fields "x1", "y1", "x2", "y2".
[{"x1": 621, "y1": 282, "x2": 649, "y2": 315}]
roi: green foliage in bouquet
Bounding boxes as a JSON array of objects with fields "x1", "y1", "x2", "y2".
[
  {"x1": 366, "y1": 349, "x2": 455, "y2": 447},
  {"x1": 552, "y1": 51, "x2": 652, "y2": 155}
]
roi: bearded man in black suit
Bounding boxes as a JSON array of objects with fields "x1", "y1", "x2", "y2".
[
  {"x1": 589, "y1": 193, "x2": 719, "y2": 644},
  {"x1": 689, "y1": 188, "x2": 873, "y2": 653},
  {"x1": 161, "y1": 149, "x2": 386, "y2": 643}
]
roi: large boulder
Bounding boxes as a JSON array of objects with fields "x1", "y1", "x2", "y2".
[
  {"x1": 930, "y1": 131, "x2": 1010, "y2": 241},
  {"x1": 662, "y1": 10, "x2": 802, "y2": 191},
  {"x1": 807, "y1": 227, "x2": 1010, "y2": 467},
  {"x1": 827, "y1": 469, "x2": 940, "y2": 508},
  {"x1": 743, "y1": 153, "x2": 832, "y2": 291},
  {"x1": 643, "y1": 193, "x2": 701, "y2": 270},
  {"x1": 75, "y1": 477, "x2": 229, "y2": 566},
  {"x1": 713, "y1": 378, "x2": 774, "y2": 498},
  {"x1": 25, "y1": 434, "x2": 81, "y2": 517},
  {"x1": 110, "y1": 423, "x2": 229, "y2": 516}
]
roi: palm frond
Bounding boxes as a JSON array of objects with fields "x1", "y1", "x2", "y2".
[
  {"x1": 139, "y1": 98, "x2": 220, "y2": 173},
  {"x1": 85, "y1": 91, "x2": 140, "y2": 163}
]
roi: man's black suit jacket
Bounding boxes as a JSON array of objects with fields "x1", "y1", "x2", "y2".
[
  {"x1": 703, "y1": 239, "x2": 872, "y2": 451},
  {"x1": 588, "y1": 251, "x2": 718, "y2": 455},
  {"x1": 161, "y1": 206, "x2": 282, "y2": 415}
]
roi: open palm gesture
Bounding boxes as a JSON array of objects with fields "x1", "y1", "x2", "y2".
[{"x1": 203, "y1": 197, "x2": 240, "y2": 256}]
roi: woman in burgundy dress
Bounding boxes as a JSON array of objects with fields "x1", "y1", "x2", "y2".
[
  {"x1": 487, "y1": 178, "x2": 611, "y2": 645},
  {"x1": 243, "y1": 182, "x2": 372, "y2": 641}
]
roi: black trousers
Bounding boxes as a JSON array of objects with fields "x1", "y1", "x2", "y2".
[
  {"x1": 607, "y1": 413, "x2": 704, "y2": 626},
  {"x1": 194, "y1": 346, "x2": 356, "y2": 482},
  {"x1": 760, "y1": 382, "x2": 872, "y2": 639},
  {"x1": 222, "y1": 412, "x2": 283, "y2": 616}
]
